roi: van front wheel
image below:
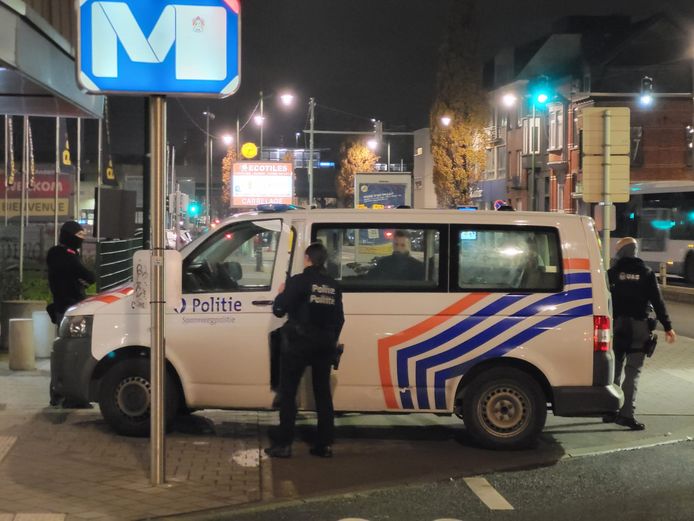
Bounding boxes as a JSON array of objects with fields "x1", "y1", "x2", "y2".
[
  {"x1": 461, "y1": 367, "x2": 546, "y2": 450},
  {"x1": 98, "y1": 358, "x2": 179, "y2": 437}
]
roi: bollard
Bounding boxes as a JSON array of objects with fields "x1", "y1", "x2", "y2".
[
  {"x1": 32, "y1": 311, "x2": 55, "y2": 359},
  {"x1": 9, "y1": 318, "x2": 35, "y2": 371},
  {"x1": 659, "y1": 262, "x2": 667, "y2": 287}
]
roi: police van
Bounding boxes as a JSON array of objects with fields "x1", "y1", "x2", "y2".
[{"x1": 51, "y1": 208, "x2": 622, "y2": 449}]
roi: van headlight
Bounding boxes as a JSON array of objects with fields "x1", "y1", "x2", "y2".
[{"x1": 60, "y1": 316, "x2": 93, "y2": 338}]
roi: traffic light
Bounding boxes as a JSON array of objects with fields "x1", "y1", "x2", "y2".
[
  {"x1": 530, "y1": 76, "x2": 551, "y2": 107},
  {"x1": 187, "y1": 201, "x2": 200, "y2": 217},
  {"x1": 640, "y1": 76, "x2": 654, "y2": 106}
]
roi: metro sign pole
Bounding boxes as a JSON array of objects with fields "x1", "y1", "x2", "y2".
[{"x1": 77, "y1": 0, "x2": 241, "y2": 486}]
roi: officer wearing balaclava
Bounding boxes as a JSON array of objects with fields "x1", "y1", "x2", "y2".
[
  {"x1": 46, "y1": 221, "x2": 95, "y2": 325},
  {"x1": 605, "y1": 237, "x2": 676, "y2": 430}
]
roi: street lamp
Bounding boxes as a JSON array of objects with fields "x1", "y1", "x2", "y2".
[
  {"x1": 440, "y1": 115, "x2": 453, "y2": 127},
  {"x1": 258, "y1": 90, "x2": 295, "y2": 157},
  {"x1": 367, "y1": 138, "x2": 379, "y2": 150},
  {"x1": 502, "y1": 93, "x2": 518, "y2": 108},
  {"x1": 222, "y1": 134, "x2": 234, "y2": 147}
]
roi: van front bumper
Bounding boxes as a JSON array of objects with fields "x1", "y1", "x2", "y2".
[
  {"x1": 50, "y1": 337, "x2": 98, "y2": 404},
  {"x1": 552, "y1": 384, "x2": 624, "y2": 416}
]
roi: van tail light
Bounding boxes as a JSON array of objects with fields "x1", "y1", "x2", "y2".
[{"x1": 593, "y1": 315, "x2": 611, "y2": 352}]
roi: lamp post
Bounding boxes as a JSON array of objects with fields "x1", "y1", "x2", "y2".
[
  {"x1": 308, "y1": 97, "x2": 316, "y2": 206},
  {"x1": 258, "y1": 91, "x2": 294, "y2": 158},
  {"x1": 203, "y1": 109, "x2": 215, "y2": 225}
]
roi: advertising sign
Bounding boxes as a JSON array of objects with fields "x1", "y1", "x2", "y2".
[
  {"x1": 355, "y1": 174, "x2": 412, "y2": 209},
  {"x1": 0, "y1": 173, "x2": 73, "y2": 218},
  {"x1": 78, "y1": 0, "x2": 241, "y2": 97},
  {"x1": 231, "y1": 161, "x2": 293, "y2": 207}
]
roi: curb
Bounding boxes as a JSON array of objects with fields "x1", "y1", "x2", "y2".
[{"x1": 662, "y1": 285, "x2": 694, "y2": 304}]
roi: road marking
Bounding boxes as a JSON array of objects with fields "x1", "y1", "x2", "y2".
[
  {"x1": 0, "y1": 436, "x2": 17, "y2": 464},
  {"x1": 14, "y1": 513, "x2": 65, "y2": 521},
  {"x1": 464, "y1": 476, "x2": 514, "y2": 510},
  {"x1": 663, "y1": 369, "x2": 694, "y2": 384}
]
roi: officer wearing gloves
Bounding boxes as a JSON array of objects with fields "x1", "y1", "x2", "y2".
[
  {"x1": 605, "y1": 237, "x2": 676, "y2": 430},
  {"x1": 265, "y1": 242, "x2": 344, "y2": 458}
]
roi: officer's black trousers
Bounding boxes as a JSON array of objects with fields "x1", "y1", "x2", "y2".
[{"x1": 276, "y1": 347, "x2": 334, "y2": 447}]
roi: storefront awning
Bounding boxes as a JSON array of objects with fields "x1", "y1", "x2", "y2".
[{"x1": 0, "y1": 1, "x2": 103, "y2": 118}]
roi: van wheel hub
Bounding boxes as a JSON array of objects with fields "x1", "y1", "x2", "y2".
[
  {"x1": 478, "y1": 386, "x2": 528, "y2": 437},
  {"x1": 115, "y1": 376, "x2": 151, "y2": 418}
]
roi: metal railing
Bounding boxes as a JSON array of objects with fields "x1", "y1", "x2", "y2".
[{"x1": 96, "y1": 237, "x2": 143, "y2": 292}]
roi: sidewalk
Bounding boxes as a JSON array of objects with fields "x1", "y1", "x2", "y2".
[{"x1": 0, "y1": 336, "x2": 693, "y2": 521}]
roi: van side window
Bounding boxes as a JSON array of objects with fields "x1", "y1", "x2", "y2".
[
  {"x1": 453, "y1": 226, "x2": 562, "y2": 292},
  {"x1": 314, "y1": 225, "x2": 444, "y2": 292},
  {"x1": 183, "y1": 220, "x2": 282, "y2": 293}
]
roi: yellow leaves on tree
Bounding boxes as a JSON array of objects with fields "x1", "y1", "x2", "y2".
[
  {"x1": 430, "y1": 0, "x2": 488, "y2": 208},
  {"x1": 336, "y1": 140, "x2": 379, "y2": 206},
  {"x1": 221, "y1": 147, "x2": 237, "y2": 207}
]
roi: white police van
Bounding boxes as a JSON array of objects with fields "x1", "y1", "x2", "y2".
[{"x1": 51, "y1": 207, "x2": 622, "y2": 449}]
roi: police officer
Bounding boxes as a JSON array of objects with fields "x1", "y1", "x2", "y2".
[
  {"x1": 265, "y1": 242, "x2": 344, "y2": 458},
  {"x1": 47, "y1": 220, "x2": 96, "y2": 407},
  {"x1": 605, "y1": 237, "x2": 676, "y2": 430}
]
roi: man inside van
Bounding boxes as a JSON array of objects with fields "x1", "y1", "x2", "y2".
[
  {"x1": 368, "y1": 230, "x2": 425, "y2": 281},
  {"x1": 265, "y1": 242, "x2": 344, "y2": 458},
  {"x1": 605, "y1": 237, "x2": 676, "y2": 430}
]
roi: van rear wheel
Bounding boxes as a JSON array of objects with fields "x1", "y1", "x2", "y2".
[
  {"x1": 461, "y1": 367, "x2": 546, "y2": 450},
  {"x1": 98, "y1": 358, "x2": 179, "y2": 437}
]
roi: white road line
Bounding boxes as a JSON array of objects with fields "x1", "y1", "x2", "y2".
[
  {"x1": 464, "y1": 476, "x2": 514, "y2": 510},
  {"x1": 0, "y1": 436, "x2": 17, "y2": 464},
  {"x1": 14, "y1": 513, "x2": 65, "y2": 521}
]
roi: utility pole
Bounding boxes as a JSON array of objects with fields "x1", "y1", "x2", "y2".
[
  {"x1": 76, "y1": 118, "x2": 81, "y2": 222},
  {"x1": 259, "y1": 91, "x2": 264, "y2": 158},
  {"x1": 308, "y1": 97, "x2": 315, "y2": 207}
]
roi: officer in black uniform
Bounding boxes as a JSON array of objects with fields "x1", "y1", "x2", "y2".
[
  {"x1": 47, "y1": 220, "x2": 96, "y2": 407},
  {"x1": 265, "y1": 242, "x2": 344, "y2": 458},
  {"x1": 605, "y1": 237, "x2": 676, "y2": 430}
]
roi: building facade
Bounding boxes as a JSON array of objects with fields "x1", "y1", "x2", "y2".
[{"x1": 484, "y1": 14, "x2": 694, "y2": 213}]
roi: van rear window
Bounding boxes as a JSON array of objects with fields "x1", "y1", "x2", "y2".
[{"x1": 453, "y1": 226, "x2": 562, "y2": 292}]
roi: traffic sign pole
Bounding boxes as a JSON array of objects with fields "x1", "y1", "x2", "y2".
[
  {"x1": 602, "y1": 110, "x2": 611, "y2": 270},
  {"x1": 149, "y1": 95, "x2": 167, "y2": 486}
]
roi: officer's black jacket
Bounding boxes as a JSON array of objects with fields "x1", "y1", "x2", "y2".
[
  {"x1": 368, "y1": 253, "x2": 425, "y2": 281},
  {"x1": 608, "y1": 256, "x2": 672, "y2": 331},
  {"x1": 46, "y1": 245, "x2": 96, "y2": 315},
  {"x1": 273, "y1": 265, "x2": 345, "y2": 340}
]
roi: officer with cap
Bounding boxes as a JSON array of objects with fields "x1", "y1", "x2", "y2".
[
  {"x1": 265, "y1": 242, "x2": 344, "y2": 458},
  {"x1": 605, "y1": 237, "x2": 676, "y2": 430}
]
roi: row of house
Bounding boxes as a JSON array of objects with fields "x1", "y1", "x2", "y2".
[{"x1": 476, "y1": 14, "x2": 694, "y2": 212}]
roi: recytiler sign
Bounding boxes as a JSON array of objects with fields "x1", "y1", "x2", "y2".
[{"x1": 231, "y1": 161, "x2": 293, "y2": 207}]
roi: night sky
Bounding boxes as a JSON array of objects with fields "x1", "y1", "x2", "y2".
[{"x1": 104, "y1": 0, "x2": 694, "y2": 164}]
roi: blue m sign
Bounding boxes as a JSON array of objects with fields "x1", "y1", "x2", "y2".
[{"x1": 77, "y1": 0, "x2": 241, "y2": 97}]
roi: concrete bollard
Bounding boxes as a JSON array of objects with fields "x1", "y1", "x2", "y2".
[
  {"x1": 659, "y1": 262, "x2": 668, "y2": 287},
  {"x1": 32, "y1": 311, "x2": 55, "y2": 359},
  {"x1": 9, "y1": 318, "x2": 35, "y2": 371}
]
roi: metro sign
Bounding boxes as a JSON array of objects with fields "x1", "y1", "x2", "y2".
[{"x1": 77, "y1": 0, "x2": 241, "y2": 96}]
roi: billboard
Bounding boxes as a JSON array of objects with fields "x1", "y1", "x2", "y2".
[
  {"x1": 231, "y1": 161, "x2": 293, "y2": 207},
  {"x1": 0, "y1": 173, "x2": 73, "y2": 218},
  {"x1": 355, "y1": 174, "x2": 412, "y2": 209}
]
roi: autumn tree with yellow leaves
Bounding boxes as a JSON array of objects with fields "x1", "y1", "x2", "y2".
[
  {"x1": 336, "y1": 140, "x2": 379, "y2": 207},
  {"x1": 221, "y1": 146, "x2": 238, "y2": 208},
  {"x1": 430, "y1": 0, "x2": 488, "y2": 208}
]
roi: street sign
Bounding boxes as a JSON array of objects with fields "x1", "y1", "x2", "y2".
[
  {"x1": 241, "y1": 142, "x2": 258, "y2": 159},
  {"x1": 581, "y1": 107, "x2": 630, "y2": 155},
  {"x1": 580, "y1": 107, "x2": 631, "y2": 203},
  {"x1": 581, "y1": 156, "x2": 630, "y2": 203},
  {"x1": 77, "y1": 0, "x2": 241, "y2": 97}
]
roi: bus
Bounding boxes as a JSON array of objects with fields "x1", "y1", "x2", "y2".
[{"x1": 613, "y1": 180, "x2": 694, "y2": 283}]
